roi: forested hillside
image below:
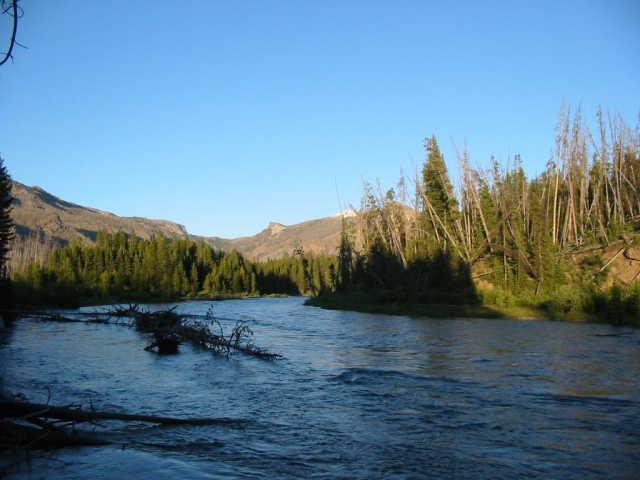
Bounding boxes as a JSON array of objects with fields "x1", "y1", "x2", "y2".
[{"x1": 13, "y1": 232, "x2": 337, "y2": 306}]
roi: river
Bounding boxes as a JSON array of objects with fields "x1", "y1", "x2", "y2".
[{"x1": 1, "y1": 297, "x2": 639, "y2": 479}]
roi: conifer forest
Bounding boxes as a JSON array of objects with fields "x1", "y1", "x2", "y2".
[
  {"x1": 315, "y1": 107, "x2": 640, "y2": 324},
  {"x1": 12, "y1": 232, "x2": 337, "y2": 306}
]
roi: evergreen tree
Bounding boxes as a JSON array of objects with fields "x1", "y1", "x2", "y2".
[
  {"x1": 337, "y1": 218, "x2": 354, "y2": 291},
  {"x1": 0, "y1": 157, "x2": 15, "y2": 309},
  {"x1": 189, "y1": 262, "x2": 199, "y2": 294},
  {"x1": 422, "y1": 136, "x2": 459, "y2": 235},
  {"x1": 0, "y1": 157, "x2": 14, "y2": 279}
]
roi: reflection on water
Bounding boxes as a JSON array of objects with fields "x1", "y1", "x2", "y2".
[{"x1": 1, "y1": 297, "x2": 639, "y2": 479}]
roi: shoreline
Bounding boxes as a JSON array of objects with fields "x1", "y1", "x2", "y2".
[{"x1": 304, "y1": 295, "x2": 639, "y2": 326}]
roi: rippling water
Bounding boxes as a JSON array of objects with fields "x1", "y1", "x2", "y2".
[{"x1": 1, "y1": 297, "x2": 639, "y2": 479}]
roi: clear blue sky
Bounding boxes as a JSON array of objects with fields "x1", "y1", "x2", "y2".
[{"x1": 2, "y1": 1, "x2": 638, "y2": 238}]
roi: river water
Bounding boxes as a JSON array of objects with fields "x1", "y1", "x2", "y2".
[{"x1": 1, "y1": 297, "x2": 639, "y2": 479}]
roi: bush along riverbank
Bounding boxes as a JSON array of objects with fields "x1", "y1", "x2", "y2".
[{"x1": 309, "y1": 107, "x2": 640, "y2": 326}]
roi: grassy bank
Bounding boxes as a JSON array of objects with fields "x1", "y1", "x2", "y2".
[{"x1": 305, "y1": 290, "x2": 640, "y2": 326}]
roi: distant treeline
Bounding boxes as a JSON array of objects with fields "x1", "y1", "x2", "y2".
[
  {"x1": 325, "y1": 107, "x2": 640, "y2": 323},
  {"x1": 13, "y1": 232, "x2": 337, "y2": 306}
]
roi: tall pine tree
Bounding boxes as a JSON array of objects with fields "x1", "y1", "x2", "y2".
[
  {"x1": 0, "y1": 157, "x2": 14, "y2": 280},
  {"x1": 422, "y1": 136, "x2": 459, "y2": 242}
]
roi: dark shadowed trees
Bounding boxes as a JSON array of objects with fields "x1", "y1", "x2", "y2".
[
  {"x1": 0, "y1": 157, "x2": 14, "y2": 308},
  {"x1": 0, "y1": 158, "x2": 14, "y2": 277}
]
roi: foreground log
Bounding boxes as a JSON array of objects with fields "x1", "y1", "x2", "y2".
[
  {"x1": 1, "y1": 421, "x2": 109, "y2": 449},
  {"x1": 0, "y1": 400, "x2": 244, "y2": 426}
]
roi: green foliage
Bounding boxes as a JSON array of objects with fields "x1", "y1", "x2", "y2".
[
  {"x1": 582, "y1": 283, "x2": 640, "y2": 324},
  {"x1": 478, "y1": 287, "x2": 518, "y2": 308},
  {"x1": 422, "y1": 136, "x2": 458, "y2": 227},
  {"x1": 12, "y1": 233, "x2": 337, "y2": 305},
  {"x1": 318, "y1": 109, "x2": 640, "y2": 325},
  {"x1": 0, "y1": 158, "x2": 13, "y2": 277},
  {"x1": 0, "y1": 157, "x2": 15, "y2": 308},
  {"x1": 334, "y1": 233, "x2": 479, "y2": 306}
]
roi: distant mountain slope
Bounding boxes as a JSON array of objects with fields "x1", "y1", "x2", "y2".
[
  {"x1": 207, "y1": 217, "x2": 343, "y2": 262},
  {"x1": 11, "y1": 181, "x2": 189, "y2": 243},
  {"x1": 9, "y1": 181, "x2": 344, "y2": 270}
]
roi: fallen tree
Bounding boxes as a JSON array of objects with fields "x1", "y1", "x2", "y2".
[
  {"x1": 16, "y1": 305, "x2": 282, "y2": 360},
  {"x1": 0, "y1": 399, "x2": 246, "y2": 450},
  {"x1": 0, "y1": 400, "x2": 244, "y2": 426},
  {"x1": 1, "y1": 421, "x2": 108, "y2": 449}
]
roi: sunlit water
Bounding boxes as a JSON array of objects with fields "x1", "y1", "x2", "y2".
[{"x1": 1, "y1": 297, "x2": 639, "y2": 479}]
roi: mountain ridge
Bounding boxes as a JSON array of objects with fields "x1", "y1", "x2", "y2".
[{"x1": 9, "y1": 181, "x2": 343, "y2": 270}]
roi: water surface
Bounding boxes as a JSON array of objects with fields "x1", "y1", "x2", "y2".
[{"x1": 1, "y1": 297, "x2": 639, "y2": 479}]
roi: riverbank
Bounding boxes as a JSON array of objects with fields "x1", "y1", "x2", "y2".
[{"x1": 305, "y1": 292, "x2": 640, "y2": 325}]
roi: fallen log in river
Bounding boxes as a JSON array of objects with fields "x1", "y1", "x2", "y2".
[
  {"x1": 1, "y1": 421, "x2": 109, "y2": 449},
  {"x1": 14, "y1": 305, "x2": 282, "y2": 360},
  {"x1": 0, "y1": 400, "x2": 242, "y2": 426},
  {"x1": 0, "y1": 399, "x2": 246, "y2": 450}
]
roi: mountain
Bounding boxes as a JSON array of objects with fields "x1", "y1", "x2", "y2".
[
  {"x1": 209, "y1": 217, "x2": 343, "y2": 262},
  {"x1": 9, "y1": 181, "x2": 343, "y2": 270},
  {"x1": 11, "y1": 181, "x2": 189, "y2": 243}
]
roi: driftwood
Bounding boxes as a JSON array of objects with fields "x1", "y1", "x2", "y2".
[
  {"x1": 144, "y1": 332, "x2": 180, "y2": 353},
  {"x1": 0, "y1": 400, "x2": 242, "y2": 426},
  {"x1": 1, "y1": 399, "x2": 245, "y2": 450},
  {"x1": 168, "y1": 317, "x2": 281, "y2": 360},
  {"x1": 18, "y1": 306, "x2": 282, "y2": 360},
  {"x1": 1, "y1": 421, "x2": 109, "y2": 449},
  {"x1": 103, "y1": 303, "x2": 146, "y2": 317}
]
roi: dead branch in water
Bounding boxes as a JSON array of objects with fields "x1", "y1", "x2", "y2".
[
  {"x1": 102, "y1": 303, "x2": 146, "y2": 317},
  {"x1": 1, "y1": 421, "x2": 109, "y2": 449},
  {"x1": 0, "y1": 400, "x2": 243, "y2": 426},
  {"x1": 172, "y1": 314, "x2": 281, "y2": 360},
  {"x1": 15, "y1": 305, "x2": 282, "y2": 360},
  {"x1": 0, "y1": 399, "x2": 247, "y2": 450}
]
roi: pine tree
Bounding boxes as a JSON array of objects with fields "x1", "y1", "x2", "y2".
[
  {"x1": 0, "y1": 157, "x2": 14, "y2": 279},
  {"x1": 422, "y1": 136, "x2": 459, "y2": 237},
  {"x1": 189, "y1": 262, "x2": 199, "y2": 294}
]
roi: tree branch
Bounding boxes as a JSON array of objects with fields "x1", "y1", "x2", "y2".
[{"x1": 0, "y1": 0, "x2": 18, "y2": 67}]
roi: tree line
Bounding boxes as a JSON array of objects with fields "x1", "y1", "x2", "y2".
[
  {"x1": 329, "y1": 107, "x2": 640, "y2": 322},
  {"x1": 12, "y1": 231, "x2": 337, "y2": 306}
]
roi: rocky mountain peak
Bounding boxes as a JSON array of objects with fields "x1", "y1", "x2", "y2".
[{"x1": 267, "y1": 222, "x2": 286, "y2": 236}]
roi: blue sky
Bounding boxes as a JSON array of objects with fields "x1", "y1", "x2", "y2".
[{"x1": 2, "y1": 1, "x2": 638, "y2": 238}]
